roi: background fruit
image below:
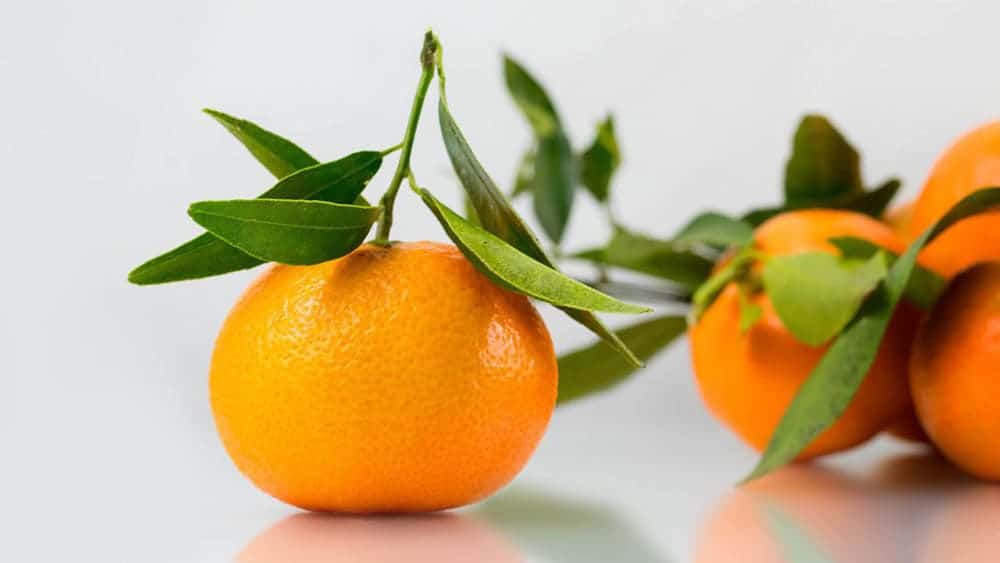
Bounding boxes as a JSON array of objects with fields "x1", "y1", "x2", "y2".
[
  {"x1": 210, "y1": 241, "x2": 558, "y2": 512},
  {"x1": 909, "y1": 121, "x2": 1000, "y2": 277},
  {"x1": 690, "y1": 209, "x2": 916, "y2": 459},
  {"x1": 910, "y1": 263, "x2": 1000, "y2": 480},
  {"x1": 882, "y1": 200, "x2": 933, "y2": 445}
]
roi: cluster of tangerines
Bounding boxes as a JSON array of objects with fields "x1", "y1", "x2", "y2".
[
  {"x1": 691, "y1": 121, "x2": 1000, "y2": 480},
  {"x1": 130, "y1": 32, "x2": 1000, "y2": 515}
]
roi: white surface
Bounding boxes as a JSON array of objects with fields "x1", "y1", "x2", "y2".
[{"x1": 5, "y1": 1, "x2": 1000, "y2": 561}]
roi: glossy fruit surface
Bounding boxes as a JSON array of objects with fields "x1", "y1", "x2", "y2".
[
  {"x1": 690, "y1": 210, "x2": 916, "y2": 459},
  {"x1": 910, "y1": 263, "x2": 1000, "y2": 480},
  {"x1": 909, "y1": 121, "x2": 1000, "y2": 277},
  {"x1": 211, "y1": 241, "x2": 558, "y2": 512}
]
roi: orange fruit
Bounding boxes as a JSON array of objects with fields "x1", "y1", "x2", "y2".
[
  {"x1": 690, "y1": 209, "x2": 917, "y2": 459},
  {"x1": 884, "y1": 201, "x2": 914, "y2": 239},
  {"x1": 237, "y1": 512, "x2": 522, "y2": 562},
  {"x1": 210, "y1": 241, "x2": 558, "y2": 513},
  {"x1": 909, "y1": 121, "x2": 1000, "y2": 277},
  {"x1": 910, "y1": 263, "x2": 1000, "y2": 480},
  {"x1": 881, "y1": 200, "x2": 933, "y2": 445}
]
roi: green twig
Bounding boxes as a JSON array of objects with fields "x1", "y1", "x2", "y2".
[{"x1": 373, "y1": 31, "x2": 440, "y2": 245}]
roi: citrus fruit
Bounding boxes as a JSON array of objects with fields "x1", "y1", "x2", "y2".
[
  {"x1": 909, "y1": 121, "x2": 1000, "y2": 277},
  {"x1": 690, "y1": 209, "x2": 917, "y2": 459},
  {"x1": 881, "y1": 200, "x2": 933, "y2": 445},
  {"x1": 909, "y1": 263, "x2": 1000, "y2": 480},
  {"x1": 210, "y1": 241, "x2": 558, "y2": 512}
]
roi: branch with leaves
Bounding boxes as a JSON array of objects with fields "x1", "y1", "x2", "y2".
[{"x1": 129, "y1": 30, "x2": 1000, "y2": 485}]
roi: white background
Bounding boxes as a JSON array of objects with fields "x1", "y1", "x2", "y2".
[{"x1": 3, "y1": 1, "x2": 999, "y2": 561}]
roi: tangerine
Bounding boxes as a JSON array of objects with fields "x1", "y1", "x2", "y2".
[
  {"x1": 690, "y1": 209, "x2": 917, "y2": 459},
  {"x1": 910, "y1": 263, "x2": 1000, "y2": 480},
  {"x1": 210, "y1": 241, "x2": 558, "y2": 512}
]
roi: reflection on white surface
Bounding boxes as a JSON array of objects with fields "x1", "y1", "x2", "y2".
[
  {"x1": 695, "y1": 453, "x2": 999, "y2": 563},
  {"x1": 236, "y1": 512, "x2": 523, "y2": 563},
  {"x1": 476, "y1": 488, "x2": 672, "y2": 562},
  {"x1": 235, "y1": 487, "x2": 672, "y2": 563}
]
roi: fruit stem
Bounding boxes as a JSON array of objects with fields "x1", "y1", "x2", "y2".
[{"x1": 373, "y1": 31, "x2": 440, "y2": 246}]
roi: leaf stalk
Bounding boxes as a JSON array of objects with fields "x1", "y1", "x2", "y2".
[{"x1": 373, "y1": 31, "x2": 440, "y2": 245}]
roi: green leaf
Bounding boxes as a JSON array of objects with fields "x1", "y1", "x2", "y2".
[
  {"x1": 690, "y1": 247, "x2": 756, "y2": 321},
  {"x1": 534, "y1": 131, "x2": 576, "y2": 243},
  {"x1": 746, "y1": 187, "x2": 1000, "y2": 482},
  {"x1": 784, "y1": 114, "x2": 863, "y2": 206},
  {"x1": 503, "y1": 55, "x2": 561, "y2": 136},
  {"x1": 501, "y1": 55, "x2": 575, "y2": 242},
  {"x1": 829, "y1": 236, "x2": 947, "y2": 310},
  {"x1": 557, "y1": 315, "x2": 686, "y2": 405},
  {"x1": 418, "y1": 188, "x2": 650, "y2": 315},
  {"x1": 763, "y1": 252, "x2": 889, "y2": 346},
  {"x1": 203, "y1": 108, "x2": 318, "y2": 178},
  {"x1": 579, "y1": 115, "x2": 620, "y2": 202},
  {"x1": 742, "y1": 178, "x2": 900, "y2": 227},
  {"x1": 674, "y1": 212, "x2": 754, "y2": 248},
  {"x1": 440, "y1": 102, "x2": 549, "y2": 259},
  {"x1": 463, "y1": 195, "x2": 482, "y2": 226},
  {"x1": 575, "y1": 228, "x2": 714, "y2": 291},
  {"x1": 738, "y1": 289, "x2": 763, "y2": 333},
  {"x1": 439, "y1": 100, "x2": 642, "y2": 366},
  {"x1": 188, "y1": 199, "x2": 379, "y2": 265},
  {"x1": 837, "y1": 178, "x2": 900, "y2": 218},
  {"x1": 128, "y1": 151, "x2": 382, "y2": 285},
  {"x1": 511, "y1": 148, "x2": 535, "y2": 198}
]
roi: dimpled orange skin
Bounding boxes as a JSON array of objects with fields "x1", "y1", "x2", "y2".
[
  {"x1": 690, "y1": 210, "x2": 918, "y2": 459},
  {"x1": 210, "y1": 241, "x2": 558, "y2": 513},
  {"x1": 909, "y1": 121, "x2": 1000, "y2": 278},
  {"x1": 910, "y1": 263, "x2": 1000, "y2": 480}
]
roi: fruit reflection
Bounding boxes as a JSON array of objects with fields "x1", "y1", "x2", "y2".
[
  {"x1": 237, "y1": 512, "x2": 522, "y2": 563},
  {"x1": 919, "y1": 488, "x2": 1000, "y2": 563},
  {"x1": 695, "y1": 465, "x2": 885, "y2": 563}
]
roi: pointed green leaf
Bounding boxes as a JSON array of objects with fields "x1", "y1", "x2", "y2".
[
  {"x1": 203, "y1": 108, "x2": 318, "y2": 178},
  {"x1": 503, "y1": 55, "x2": 561, "y2": 136},
  {"x1": 557, "y1": 315, "x2": 686, "y2": 405},
  {"x1": 188, "y1": 199, "x2": 378, "y2": 265},
  {"x1": 743, "y1": 178, "x2": 900, "y2": 227},
  {"x1": 128, "y1": 151, "x2": 382, "y2": 284},
  {"x1": 439, "y1": 100, "x2": 641, "y2": 366},
  {"x1": 575, "y1": 228, "x2": 714, "y2": 291},
  {"x1": 501, "y1": 55, "x2": 575, "y2": 241},
  {"x1": 836, "y1": 178, "x2": 900, "y2": 218},
  {"x1": 746, "y1": 187, "x2": 1000, "y2": 482},
  {"x1": 579, "y1": 115, "x2": 620, "y2": 202},
  {"x1": 418, "y1": 188, "x2": 649, "y2": 314},
  {"x1": 511, "y1": 148, "x2": 535, "y2": 198},
  {"x1": 763, "y1": 252, "x2": 889, "y2": 346},
  {"x1": 829, "y1": 236, "x2": 947, "y2": 310},
  {"x1": 440, "y1": 101, "x2": 549, "y2": 260},
  {"x1": 534, "y1": 131, "x2": 576, "y2": 243},
  {"x1": 785, "y1": 114, "x2": 863, "y2": 206},
  {"x1": 674, "y1": 212, "x2": 754, "y2": 248}
]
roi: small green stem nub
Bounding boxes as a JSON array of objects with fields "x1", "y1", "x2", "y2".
[{"x1": 373, "y1": 31, "x2": 440, "y2": 245}]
